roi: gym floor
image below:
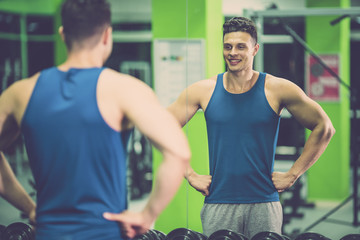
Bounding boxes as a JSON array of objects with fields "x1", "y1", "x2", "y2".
[{"x1": 0, "y1": 160, "x2": 359, "y2": 239}]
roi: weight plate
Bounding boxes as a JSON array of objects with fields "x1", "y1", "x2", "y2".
[
  {"x1": 340, "y1": 234, "x2": 360, "y2": 240},
  {"x1": 294, "y1": 232, "x2": 331, "y2": 240},
  {"x1": 0, "y1": 224, "x2": 6, "y2": 238},
  {"x1": 165, "y1": 228, "x2": 201, "y2": 240},
  {"x1": 2, "y1": 222, "x2": 34, "y2": 240},
  {"x1": 153, "y1": 229, "x2": 167, "y2": 240},
  {"x1": 251, "y1": 232, "x2": 284, "y2": 240},
  {"x1": 193, "y1": 231, "x2": 208, "y2": 240},
  {"x1": 208, "y1": 229, "x2": 248, "y2": 240},
  {"x1": 134, "y1": 230, "x2": 157, "y2": 240}
]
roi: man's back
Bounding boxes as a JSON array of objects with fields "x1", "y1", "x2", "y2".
[
  {"x1": 0, "y1": 1, "x2": 191, "y2": 238},
  {"x1": 21, "y1": 67, "x2": 129, "y2": 239}
]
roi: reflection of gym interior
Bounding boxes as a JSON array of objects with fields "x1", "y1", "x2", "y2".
[{"x1": 0, "y1": 0, "x2": 360, "y2": 239}]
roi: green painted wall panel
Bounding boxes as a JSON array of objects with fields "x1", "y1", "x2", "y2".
[
  {"x1": 152, "y1": 1, "x2": 187, "y2": 39},
  {"x1": 152, "y1": 0, "x2": 223, "y2": 234},
  {"x1": 306, "y1": 0, "x2": 350, "y2": 200},
  {"x1": 0, "y1": 0, "x2": 62, "y2": 15},
  {"x1": 153, "y1": 112, "x2": 208, "y2": 234},
  {"x1": 205, "y1": 0, "x2": 225, "y2": 78}
]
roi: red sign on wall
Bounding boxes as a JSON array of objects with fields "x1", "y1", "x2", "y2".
[{"x1": 306, "y1": 54, "x2": 340, "y2": 102}]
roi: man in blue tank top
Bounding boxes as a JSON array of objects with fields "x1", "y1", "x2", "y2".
[
  {"x1": 168, "y1": 17, "x2": 335, "y2": 238},
  {"x1": 0, "y1": 0, "x2": 190, "y2": 239}
]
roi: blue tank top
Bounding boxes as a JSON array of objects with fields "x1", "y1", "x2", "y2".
[
  {"x1": 204, "y1": 72, "x2": 280, "y2": 204},
  {"x1": 21, "y1": 67, "x2": 131, "y2": 239}
]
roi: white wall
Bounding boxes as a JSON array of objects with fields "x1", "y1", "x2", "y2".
[{"x1": 223, "y1": 0, "x2": 306, "y2": 17}]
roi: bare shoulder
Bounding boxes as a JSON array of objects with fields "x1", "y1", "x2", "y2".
[
  {"x1": 7, "y1": 73, "x2": 40, "y2": 93},
  {"x1": 265, "y1": 73, "x2": 304, "y2": 98},
  {"x1": 3, "y1": 73, "x2": 40, "y2": 105},
  {"x1": 0, "y1": 73, "x2": 40, "y2": 126},
  {"x1": 265, "y1": 73, "x2": 295, "y2": 88},
  {"x1": 99, "y1": 68, "x2": 158, "y2": 106},
  {"x1": 100, "y1": 68, "x2": 149, "y2": 88},
  {"x1": 265, "y1": 73, "x2": 312, "y2": 115},
  {"x1": 188, "y1": 76, "x2": 217, "y2": 94}
]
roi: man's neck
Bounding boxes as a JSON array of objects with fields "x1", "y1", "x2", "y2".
[
  {"x1": 58, "y1": 49, "x2": 104, "y2": 71},
  {"x1": 224, "y1": 69, "x2": 258, "y2": 93}
]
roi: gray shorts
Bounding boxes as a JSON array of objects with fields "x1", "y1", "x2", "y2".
[{"x1": 200, "y1": 202, "x2": 283, "y2": 239}]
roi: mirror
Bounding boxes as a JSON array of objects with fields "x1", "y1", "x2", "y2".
[{"x1": 0, "y1": 0, "x2": 312, "y2": 237}]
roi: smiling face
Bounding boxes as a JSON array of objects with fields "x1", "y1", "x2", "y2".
[{"x1": 223, "y1": 31, "x2": 259, "y2": 73}]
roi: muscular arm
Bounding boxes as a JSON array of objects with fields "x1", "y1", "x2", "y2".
[
  {"x1": 167, "y1": 80, "x2": 214, "y2": 195},
  {"x1": 102, "y1": 71, "x2": 191, "y2": 237},
  {"x1": 167, "y1": 83, "x2": 202, "y2": 127},
  {"x1": 0, "y1": 152, "x2": 36, "y2": 223},
  {"x1": 0, "y1": 84, "x2": 21, "y2": 151},
  {"x1": 0, "y1": 81, "x2": 36, "y2": 223},
  {"x1": 272, "y1": 79, "x2": 335, "y2": 192},
  {"x1": 125, "y1": 83, "x2": 191, "y2": 225},
  {"x1": 0, "y1": 75, "x2": 38, "y2": 151}
]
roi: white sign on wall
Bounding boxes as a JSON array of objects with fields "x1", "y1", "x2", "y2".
[{"x1": 153, "y1": 39, "x2": 205, "y2": 107}]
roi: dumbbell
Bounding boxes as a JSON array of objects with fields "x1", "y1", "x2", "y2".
[
  {"x1": 0, "y1": 224, "x2": 6, "y2": 239},
  {"x1": 1, "y1": 222, "x2": 34, "y2": 240},
  {"x1": 208, "y1": 229, "x2": 248, "y2": 240},
  {"x1": 251, "y1": 231, "x2": 288, "y2": 240},
  {"x1": 153, "y1": 229, "x2": 167, "y2": 240},
  {"x1": 133, "y1": 229, "x2": 167, "y2": 240},
  {"x1": 340, "y1": 234, "x2": 360, "y2": 240},
  {"x1": 294, "y1": 232, "x2": 331, "y2": 240},
  {"x1": 165, "y1": 228, "x2": 208, "y2": 240}
]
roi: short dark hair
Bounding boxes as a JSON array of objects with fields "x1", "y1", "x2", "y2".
[
  {"x1": 61, "y1": 0, "x2": 111, "y2": 50},
  {"x1": 223, "y1": 17, "x2": 258, "y2": 45}
]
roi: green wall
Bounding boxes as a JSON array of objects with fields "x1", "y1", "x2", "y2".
[
  {"x1": 306, "y1": 0, "x2": 350, "y2": 200},
  {"x1": 0, "y1": 0, "x2": 66, "y2": 68},
  {"x1": 0, "y1": 0, "x2": 62, "y2": 15},
  {"x1": 152, "y1": 0, "x2": 224, "y2": 234}
]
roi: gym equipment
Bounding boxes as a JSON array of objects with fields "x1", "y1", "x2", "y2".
[
  {"x1": 127, "y1": 127, "x2": 153, "y2": 200},
  {"x1": 1, "y1": 222, "x2": 34, "y2": 240},
  {"x1": 153, "y1": 229, "x2": 167, "y2": 240},
  {"x1": 340, "y1": 234, "x2": 360, "y2": 240},
  {"x1": 193, "y1": 231, "x2": 207, "y2": 240},
  {"x1": 134, "y1": 229, "x2": 165, "y2": 240},
  {"x1": 251, "y1": 231, "x2": 285, "y2": 240},
  {"x1": 165, "y1": 228, "x2": 207, "y2": 240},
  {"x1": 294, "y1": 232, "x2": 331, "y2": 240},
  {"x1": 0, "y1": 224, "x2": 6, "y2": 239},
  {"x1": 282, "y1": 235, "x2": 291, "y2": 240},
  {"x1": 208, "y1": 229, "x2": 248, "y2": 240}
]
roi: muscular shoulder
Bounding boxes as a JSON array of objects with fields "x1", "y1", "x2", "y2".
[
  {"x1": 8, "y1": 73, "x2": 39, "y2": 92},
  {"x1": 264, "y1": 73, "x2": 307, "y2": 109},
  {"x1": 101, "y1": 68, "x2": 147, "y2": 87},
  {"x1": 100, "y1": 68, "x2": 154, "y2": 96},
  {"x1": 99, "y1": 68, "x2": 158, "y2": 106},
  {"x1": 186, "y1": 74, "x2": 217, "y2": 98},
  {"x1": 0, "y1": 73, "x2": 40, "y2": 126},
  {"x1": 5, "y1": 73, "x2": 40, "y2": 105},
  {"x1": 97, "y1": 68, "x2": 159, "y2": 130},
  {"x1": 264, "y1": 73, "x2": 292, "y2": 89},
  {"x1": 184, "y1": 76, "x2": 217, "y2": 110}
]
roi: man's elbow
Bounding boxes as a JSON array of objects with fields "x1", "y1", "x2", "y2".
[
  {"x1": 323, "y1": 120, "x2": 336, "y2": 141},
  {"x1": 178, "y1": 148, "x2": 191, "y2": 167}
]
